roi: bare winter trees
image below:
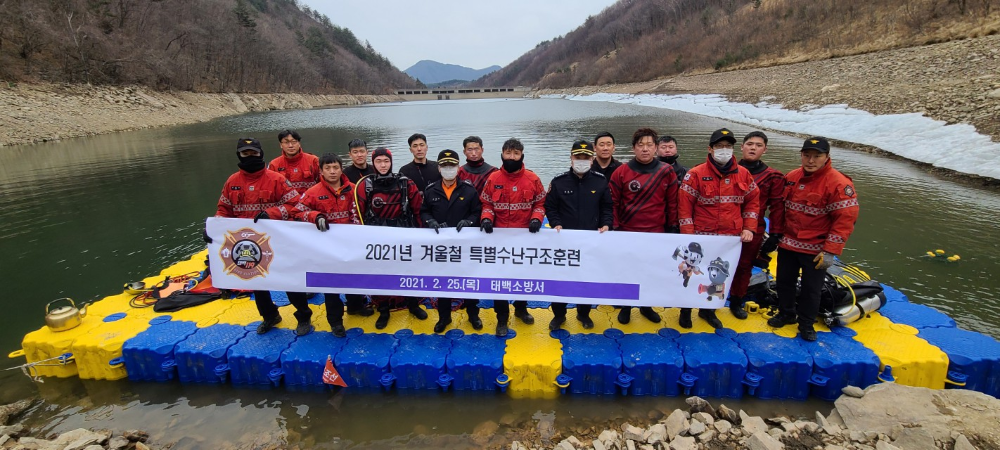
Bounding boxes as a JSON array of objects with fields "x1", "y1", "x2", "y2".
[{"x1": 0, "y1": 0, "x2": 416, "y2": 94}]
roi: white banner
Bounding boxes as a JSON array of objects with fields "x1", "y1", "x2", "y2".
[{"x1": 206, "y1": 218, "x2": 743, "y2": 309}]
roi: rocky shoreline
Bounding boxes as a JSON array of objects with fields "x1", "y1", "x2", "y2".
[
  {"x1": 3, "y1": 383, "x2": 996, "y2": 449},
  {"x1": 503, "y1": 383, "x2": 998, "y2": 450},
  {"x1": 0, "y1": 84, "x2": 401, "y2": 147}
]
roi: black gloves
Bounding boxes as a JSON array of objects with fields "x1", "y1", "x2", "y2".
[
  {"x1": 480, "y1": 219, "x2": 494, "y2": 234},
  {"x1": 426, "y1": 219, "x2": 442, "y2": 234},
  {"x1": 455, "y1": 219, "x2": 473, "y2": 232},
  {"x1": 253, "y1": 211, "x2": 269, "y2": 223},
  {"x1": 202, "y1": 228, "x2": 213, "y2": 244},
  {"x1": 760, "y1": 233, "x2": 782, "y2": 254},
  {"x1": 666, "y1": 225, "x2": 680, "y2": 234},
  {"x1": 315, "y1": 214, "x2": 329, "y2": 232},
  {"x1": 528, "y1": 219, "x2": 542, "y2": 233}
]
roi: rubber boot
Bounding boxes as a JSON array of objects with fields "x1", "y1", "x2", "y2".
[
  {"x1": 698, "y1": 309, "x2": 724, "y2": 329},
  {"x1": 375, "y1": 303, "x2": 391, "y2": 330},
  {"x1": 679, "y1": 308, "x2": 693, "y2": 329},
  {"x1": 729, "y1": 296, "x2": 748, "y2": 320},
  {"x1": 434, "y1": 299, "x2": 452, "y2": 333},
  {"x1": 408, "y1": 298, "x2": 428, "y2": 320},
  {"x1": 617, "y1": 306, "x2": 632, "y2": 324},
  {"x1": 467, "y1": 302, "x2": 483, "y2": 330}
]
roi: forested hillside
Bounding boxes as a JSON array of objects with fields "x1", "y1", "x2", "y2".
[
  {"x1": 479, "y1": 0, "x2": 1000, "y2": 88},
  {"x1": 0, "y1": 0, "x2": 417, "y2": 94}
]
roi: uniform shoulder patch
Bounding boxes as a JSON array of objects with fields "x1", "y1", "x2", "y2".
[
  {"x1": 844, "y1": 185, "x2": 855, "y2": 197},
  {"x1": 683, "y1": 173, "x2": 691, "y2": 181}
]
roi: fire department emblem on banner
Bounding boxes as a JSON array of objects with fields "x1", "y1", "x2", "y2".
[{"x1": 220, "y1": 227, "x2": 275, "y2": 280}]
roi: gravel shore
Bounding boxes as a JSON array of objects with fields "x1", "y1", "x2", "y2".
[{"x1": 0, "y1": 84, "x2": 400, "y2": 147}]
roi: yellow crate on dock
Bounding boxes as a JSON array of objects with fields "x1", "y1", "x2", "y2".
[
  {"x1": 166, "y1": 298, "x2": 234, "y2": 323},
  {"x1": 851, "y1": 318, "x2": 949, "y2": 389},
  {"x1": 18, "y1": 317, "x2": 104, "y2": 378},
  {"x1": 161, "y1": 250, "x2": 209, "y2": 277},
  {"x1": 70, "y1": 313, "x2": 152, "y2": 380},
  {"x1": 503, "y1": 321, "x2": 562, "y2": 399}
]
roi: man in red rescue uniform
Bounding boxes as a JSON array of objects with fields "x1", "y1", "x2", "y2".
[
  {"x1": 268, "y1": 130, "x2": 320, "y2": 191},
  {"x1": 678, "y1": 128, "x2": 760, "y2": 329},
  {"x1": 480, "y1": 137, "x2": 546, "y2": 337},
  {"x1": 609, "y1": 127, "x2": 679, "y2": 325},
  {"x1": 213, "y1": 138, "x2": 310, "y2": 335},
  {"x1": 292, "y1": 153, "x2": 373, "y2": 338},
  {"x1": 768, "y1": 137, "x2": 859, "y2": 341},
  {"x1": 728, "y1": 131, "x2": 785, "y2": 319}
]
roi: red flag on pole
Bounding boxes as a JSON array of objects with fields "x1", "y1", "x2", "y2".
[{"x1": 323, "y1": 355, "x2": 347, "y2": 387}]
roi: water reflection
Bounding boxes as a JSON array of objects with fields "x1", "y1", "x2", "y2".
[{"x1": 18, "y1": 375, "x2": 831, "y2": 448}]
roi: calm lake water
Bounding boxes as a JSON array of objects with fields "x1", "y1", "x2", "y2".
[{"x1": 1, "y1": 98, "x2": 997, "y2": 447}]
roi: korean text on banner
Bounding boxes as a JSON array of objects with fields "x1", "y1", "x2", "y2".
[{"x1": 206, "y1": 217, "x2": 742, "y2": 309}]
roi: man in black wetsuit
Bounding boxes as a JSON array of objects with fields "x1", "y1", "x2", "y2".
[{"x1": 398, "y1": 133, "x2": 440, "y2": 192}]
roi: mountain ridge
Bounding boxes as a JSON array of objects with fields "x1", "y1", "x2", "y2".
[{"x1": 404, "y1": 60, "x2": 501, "y2": 84}]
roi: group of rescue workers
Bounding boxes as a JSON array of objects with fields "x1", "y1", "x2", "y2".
[{"x1": 210, "y1": 126, "x2": 859, "y2": 342}]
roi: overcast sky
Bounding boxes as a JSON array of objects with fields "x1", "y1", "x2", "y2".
[{"x1": 302, "y1": 0, "x2": 617, "y2": 71}]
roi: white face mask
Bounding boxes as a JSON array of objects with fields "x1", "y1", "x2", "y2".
[
  {"x1": 572, "y1": 160, "x2": 592, "y2": 174},
  {"x1": 712, "y1": 148, "x2": 733, "y2": 164},
  {"x1": 440, "y1": 166, "x2": 459, "y2": 180}
]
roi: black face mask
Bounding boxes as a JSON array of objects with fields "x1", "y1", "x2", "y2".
[
  {"x1": 238, "y1": 154, "x2": 266, "y2": 173},
  {"x1": 502, "y1": 157, "x2": 523, "y2": 173}
]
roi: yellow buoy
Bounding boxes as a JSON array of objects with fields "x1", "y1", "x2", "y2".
[{"x1": 935, "y1": 249, "x2": 945, "y2": 255}]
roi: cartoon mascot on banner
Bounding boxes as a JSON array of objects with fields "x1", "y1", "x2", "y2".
[
  {"x1": 672, "y1": 242, "x2": 704, "y2": 287},
  {"x1": 699, "y1": 257, "x2": 731, "y2": 301}
]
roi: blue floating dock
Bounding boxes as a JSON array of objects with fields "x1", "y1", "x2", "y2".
[
  {"x1": 280, "y1": 332, "x2": 348, "y2": 388},
  {"x1": 173, "y1": 323, "x2": 249, "y2": 384},
  {"x1": 618, "y1": 329, "x2": 685, "y2": 397},
  {"x1": 677, "y1": 329, "x2": 748, "y2": 399},
  {"x1": 734, "y1": 332, "x2": 814, "y2": 400},
  {"x1": 879, "y1": 302, "x2": 956, "y2": 329},
  {"x1": 555, "y1": 329, "x2": 623, "y2": 395},
  {"x1": 121, "y1": 317, "x2": 198, "y2": 382},
  {"x1": 881, "y1": 284, "x2": 909, "y2": 303},
  {"x1": 919, "y1": 327, "x2": 1000, "y2": 398},
  {"x1": 446, "y1": 331, "x2": 506, "y2": 392},
  {"x1": 17, "y1": 249, "x2": 1000, "y2": 401},
  {"x1": 389, "y1": 330, "x2": 452, "y2": 390},
  {"x1": 226, "y1": 324, "x2": 297, "y2": 386},
  {"x1": 335, "y1": 329, "x2": 398, "y2": 389},
  {"x1": 801, "y1": 328, "x2": 880, "y2": 401}
]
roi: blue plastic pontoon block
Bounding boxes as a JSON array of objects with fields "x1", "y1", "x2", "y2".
[
  {"x1": 389, "y1": 330, "x2": 452, "y2": 390},
  {"x1": 734, "y1": 332, "x2": 814, "y2": 400},
  {"x1": 919, "y1": 327, "x2": 1000, "y2": 398},
  {"x1": 446, "y1": 331, "x2": 507, "y2": 392},
  {"x1": 122, "y1": 317, "x2": 198, "y2": 382},
  {"x1": 335, "y1": 329, "x2": 399, "y2": 389},
  {"x1": 618, "y1": 329, "x2": 685, "y2": 396},
  {"x1": 555, "y1": 329, "x2": 622, "y2": 395},
  {"x1": 280, "y1": 331, "x2": 349, "y2": 388},
  {"x1": 174, "y1": 323, "x2": 249, "y2": 384},
  {"x1": 227, "y1": 324, "x2": 297, "y2": 386},
  {"x1": 879, "y1": 302, "x2": 956, "y2": 329},
  {"x1": 677, "y1": 329, "x2": 748, "y2": 399}
]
